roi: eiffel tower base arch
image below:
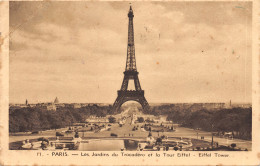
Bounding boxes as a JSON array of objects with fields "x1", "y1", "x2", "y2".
[{"x1": 113, "y1": 90, "x2": 150, "y2": 113}]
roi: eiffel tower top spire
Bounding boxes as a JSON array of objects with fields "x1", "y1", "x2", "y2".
[
  {"x1": 128, "y1": 5, "x2": 134, "y2": 17},
  {"x1": 125, "y1": 5, "x2": 137, "y2": 71}
]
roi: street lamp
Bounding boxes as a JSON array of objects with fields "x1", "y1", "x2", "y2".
[{"x1": 211, "y1": 124, "x2": 214, "y2": 148}]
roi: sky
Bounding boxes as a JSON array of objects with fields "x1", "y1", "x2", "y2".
[{"x1": 9, "y1": 1, "x2": 252, "y2": 104}]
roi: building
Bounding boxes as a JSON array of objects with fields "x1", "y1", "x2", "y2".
[
  {"x1": 73, "y1": 103, "x2": 82, "y2": 108},
  {"x1": 85, "y1": 116, "x2": 108, "y2": 123},
  {"x1": 46, "y1": 103, "x2": 56, "y2": 111},
  {"x1": 36, "y1": 102, "x2": 56, "y2": 111},
  {"x1": 55, "y1": 103, "x2": 65, "y2": 109},
  {"x1": 54, "y1": 97, "x2": 59, "y2": 104},
  {"x1": 230, "y1": 103, "x2": 252, "y2": 108},
  {"x1": 64, "y1": 103, "x2": 82, "y2": 109},
  {"x1": 29, "y1": 104, "x2": 37, "y2": 107}
]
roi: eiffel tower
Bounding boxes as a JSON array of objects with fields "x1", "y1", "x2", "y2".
[{"x1": 113, "y1": 6, "x2": 150, "y2": 112}]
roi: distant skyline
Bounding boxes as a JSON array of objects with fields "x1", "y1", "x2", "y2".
[
  {"x1": 10, "y1": 2, "x2": 252, "y2": 104},
  {"x1": 10, "y1": 98, "x2": 251, "y2": 105}
]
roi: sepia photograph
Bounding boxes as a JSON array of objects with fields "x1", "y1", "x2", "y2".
[{"x1": 8, "y1": 1, "x2": 253, "y2": 153}]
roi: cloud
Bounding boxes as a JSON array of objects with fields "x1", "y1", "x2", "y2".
[{"x1": 153, "y1": 1, "x2": 252, "y2": 26}]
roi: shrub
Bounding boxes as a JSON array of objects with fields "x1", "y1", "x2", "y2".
[
  {"x1": 108, "y1": 116, "x2": 116, "y2": 123},
  {"x1": 231, "y1": 143, "x2": 236, "y2": 148},
  {"x1": 174, "y1": 146, "x2": 178, "y2": 151}
]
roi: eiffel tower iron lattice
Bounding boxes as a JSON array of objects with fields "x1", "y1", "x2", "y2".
[{"x1": 113, "y1": 6, "x2": 150, "y2": 112}]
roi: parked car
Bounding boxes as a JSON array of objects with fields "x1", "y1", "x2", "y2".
[
  {"x1": 110, "y1": 133, "x2": 118, "y2": 137},
  {"x1": 65, "y1": 130, "x2": 73, "y2": 134},
  {"x1": 31, "y1": 131, "x2": 39, "y2": 134},
  {"x1": 56, "y1": 132, "x2": 64, "y2": 136}
]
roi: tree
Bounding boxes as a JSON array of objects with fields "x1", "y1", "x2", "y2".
[
  {"x1": 137, "y1": 117, "x2": 144, "y2": 123},
  {"x1": 9, "y1": 105, "x2": 117, "y2": 133},
  {"x1": 156, "y1": 138, "x2": 162, "y2": 145},
  {"x1": 108, "y1": 116, "x2": 116, "y2": 123},
  {"x1": 74, "y1": 131, "x2": 79, "y2": 138}
]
